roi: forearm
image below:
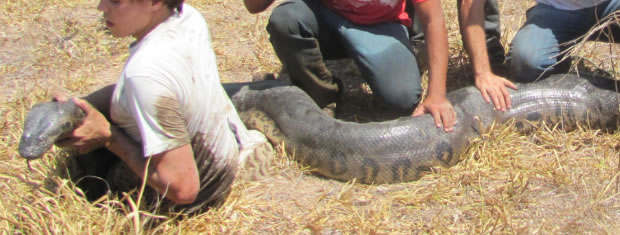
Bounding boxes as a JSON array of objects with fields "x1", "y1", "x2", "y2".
[
  {"x1": 460, "y1": 0, "x2": 492, "y2": 76},
  {"x1": 418, "y1": 0, "x2": 449, "y2": 97},
  {"x1": 104, "y1": 125, "x2": 171, "y2": 198},
  {"x1": 81, "y1": 84, "x2": 115, "y2": 119},
  {"x1": 244, "y1": 0, "x2": 275, "y2": 13},
  {"x1": 69, "y1": 87, "x2": 198, "y2": 203},
  {"x1": 79, "y1": 85, "x2": 155, "y2": 181},
  {"x1": 425, "y1": 32, "x2": 449, "y2": 97},
  {"x1": 104, "y1": 125, "x2": 198, "y2": 204}
]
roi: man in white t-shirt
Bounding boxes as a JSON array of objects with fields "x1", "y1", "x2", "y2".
[
  {"x1": 57, "y1": 0, "x2": 271, "y2": 214},
  {"x1": 508, "y1": 0, "x2": 620, "y2": 82}
]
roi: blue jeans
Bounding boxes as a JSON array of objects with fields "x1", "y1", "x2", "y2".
[
  {"x1": 267, "y1": 0, "x2": 421, "y2": 112},
  {"x1": 508, "y1": 0, "x2": 620, "y2": 82}
]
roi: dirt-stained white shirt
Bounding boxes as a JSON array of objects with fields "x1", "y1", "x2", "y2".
[{"x1": 109, "y1": 4, "x2": 268, "y2": 212}]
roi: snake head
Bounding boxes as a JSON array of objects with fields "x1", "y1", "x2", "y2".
[{"x1": 18, "y1": 100, "x2": 86, "y2": 159}]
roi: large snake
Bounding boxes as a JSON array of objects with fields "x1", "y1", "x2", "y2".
[{"x1": 19, "y1": 74, "x2": 620, "y2": 184}]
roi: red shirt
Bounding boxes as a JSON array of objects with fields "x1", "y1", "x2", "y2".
[{"x1": 321, "y1": 0, "x2": 427, "y2": 26}]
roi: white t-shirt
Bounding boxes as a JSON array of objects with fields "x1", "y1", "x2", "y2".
[
  {"x1": 536, "y1": 0, "x2": 608, "y2": 10},
  {"x1": 109, "y1": 4, "x2": 268, "y2": 212}
]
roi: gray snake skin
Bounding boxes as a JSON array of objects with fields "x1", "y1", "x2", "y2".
[
  {"x1": 19, "y1": 99, "x2": 85, "y2": 159},
  {"x1": 19, "y1": 74, "x2": 620, "y2": 184}
]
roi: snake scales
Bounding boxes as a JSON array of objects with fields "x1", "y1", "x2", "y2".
[{"x1": 19, "y1": 74, "x2": 620, "y2": 184}]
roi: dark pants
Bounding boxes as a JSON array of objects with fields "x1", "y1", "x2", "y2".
[
  {"x1": 69, "y1": 147, "x2": 235, "y2": 215},
  {"x1": 267, "y1": 0, "x2": 423, "y2": 112}
]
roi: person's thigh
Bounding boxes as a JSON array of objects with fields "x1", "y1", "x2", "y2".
[
  {"x1": 267, "y1": 0, "x2": 320, "y2": 44},
  {"x1": 601, "y1": 0, "x2": 620, "y2": 18},
  {"x1": 593, "y1": 0, "x2": 620, "y2": 42},
  {"x1": 339, "y1": 22, "x2": 422, "y2": 111},
  {"x1": 268, "y1": 0, "x2": 348, "y2": 58},
  {"x1": 509, "y1": 4, "x2": 593, "y2": 81}
]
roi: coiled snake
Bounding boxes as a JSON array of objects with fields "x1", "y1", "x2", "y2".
[{"x1": 19, "y1": 74, "x2": 620, "y2": 184}]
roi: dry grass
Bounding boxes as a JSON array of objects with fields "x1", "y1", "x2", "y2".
[{"x1": 1, "y1": 0, "x2": 619, "y2": 234}]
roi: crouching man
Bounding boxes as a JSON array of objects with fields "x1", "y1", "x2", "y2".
[{"x1": 57, "y1": 0, "x2": 271, "y2": 214}]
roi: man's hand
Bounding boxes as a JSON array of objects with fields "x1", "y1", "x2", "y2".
[
  {"x1": 412, "y1": 94, "x2": 456, "y2": 132},
  {"x1": 474, "y1": 72, "x2": 517, "y2": 112},
  {"x1": 458, "y1": 0, "x2": 517, "y2": 112},
  {"x1": 55, "y1": 96, "x2": 112, "y2": 154}
]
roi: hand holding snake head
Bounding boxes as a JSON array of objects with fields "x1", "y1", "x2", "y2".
[
  {"x1": 18, "y1": 94, "x2": 110, "y2": 160},
  {"x1": 54, "y1": 97, "x2": 112, "y2": 154},
  {"x1": 19, "y1": 98, "x2": 85, "y2": 159}
]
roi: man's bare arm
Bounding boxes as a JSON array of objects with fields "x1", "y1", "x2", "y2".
[
  {"x1": 460, "y1": 0, "x2": 490, "y2": 76},
  {"x1": 104, "y1": 123, "x2": 199, "y2": 204},
  {"x1": 56, "y1": 95, "x2": 200, "y2": 204},
  {"x1": 411, "y1": 0, "x2": 456, "y2": 132},
  {"x1": 460, "y1": 0, "x2": 516, "y2": 111},
  {"x1": 80, "y1": 84, "x2": 115, "y2": 118}
]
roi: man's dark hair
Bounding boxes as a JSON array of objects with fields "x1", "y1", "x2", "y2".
[{"x1": 156, "y1": 0, "x2": 184, "y2": 12}]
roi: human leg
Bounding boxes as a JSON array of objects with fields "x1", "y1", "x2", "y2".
[
  {"x1": 508, "y1": 4, "x2": 600, "y2": 82},
  {"x1": 67, "y1": 148, "x2": 121, "y2": 201},
  {"x1": 329, "y1": 18, "x2": 422, "y2": 112},
  {"x1": 593, "y1": 0, "x2": 620, "y2": 42},
  {"x1": 481, "y1": 0, "x2": 506, "y2": 67},
  {"x1": 266, "y1": 0, "x2": 343, "y2": 108}
]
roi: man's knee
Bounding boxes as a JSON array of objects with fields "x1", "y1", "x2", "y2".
[
  {"x1": 266, "y1": 1, "x2": 308, "y2": 37},
  {"x1": 509, "y1": 45, "x2": 566, "y2": 83},
  {"x1": 368, "y1": 67, "x2": 423, "y2": 113},
  {"x1": 509, "y1": 51, "x2": 537, "y2": 83},
  {"x1": 267, "y1": 9, "x2": 291, "y2": 37},
  {"x1": 379, "y1": 87, "x2": 422, "y2": 113},
  {"x1": 508, "y1": 37, "x2": 551, "y2": 83}
]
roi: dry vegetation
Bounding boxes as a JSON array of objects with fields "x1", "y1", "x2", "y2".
[{"x1": 1, "y1": 0, "x2": 619, "y2": 234}]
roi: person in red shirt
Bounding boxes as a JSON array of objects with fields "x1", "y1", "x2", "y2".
[{"x1": 245, "y1": 0, "x2": 456, "y2": 132}]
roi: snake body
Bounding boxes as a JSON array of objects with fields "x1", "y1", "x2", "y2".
[{"x1": 19, "y1": 74, "x2": 620, "y2": 184}]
